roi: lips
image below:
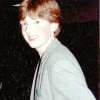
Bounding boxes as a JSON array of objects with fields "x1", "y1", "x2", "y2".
[{"x1": 28, "y1": 35, "x2": 38, "y2": 41}]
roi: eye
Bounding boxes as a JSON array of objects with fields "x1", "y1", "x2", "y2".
[
  {"x1": 20, "y1": 21, "x2": 27, "y2": 26},
  {"x1": 22, "y1": 22, "x2": 27, "y2": 26},
  {"x1": 35, "y1": 20, "x2": 40, "y2": 24}
]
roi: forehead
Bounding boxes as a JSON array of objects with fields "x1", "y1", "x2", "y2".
[
  {"x1": 20, "y1": 15, "x2": 36, "y2": 24},
  {"x1": 20, "y1": 15, "x2": 50, "y2": 24},
  {"x1": 20, "y1": 15, "x2": 39, "y2": 22},
  {"x1": 25, "y1": 15, "x2": 37, "y2": 20}
]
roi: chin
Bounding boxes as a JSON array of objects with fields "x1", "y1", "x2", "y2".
[{"x1": 29, "y1": 45, "x2": 35, "y2": 48}]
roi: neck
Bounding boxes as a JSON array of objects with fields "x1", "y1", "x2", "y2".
[{"x1": 36, "y1": 37, "x2": 55, "y2": 57}]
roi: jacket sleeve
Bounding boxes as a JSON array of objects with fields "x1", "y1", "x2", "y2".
[{"x1": 49, "y1": 59, "x2": 96, "y2": 100}]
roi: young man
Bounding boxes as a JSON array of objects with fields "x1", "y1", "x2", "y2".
[{"x1": 19, "y1": 0, "x2": 96, "y2": 100}]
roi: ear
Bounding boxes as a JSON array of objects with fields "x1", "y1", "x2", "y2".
[{"x1": 50, "y1": 23, "x2": 59, "y2": 32}]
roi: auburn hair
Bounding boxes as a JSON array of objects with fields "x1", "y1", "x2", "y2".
[{"x1": 19, "y1": 0, "x2": 62, "y2": 36}]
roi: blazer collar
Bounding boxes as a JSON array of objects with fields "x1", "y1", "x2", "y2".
[{"x1": 41, "y1": 38, "x2": 60, "y2": 63}]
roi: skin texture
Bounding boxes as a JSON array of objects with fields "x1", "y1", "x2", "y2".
[{"x1": 20, "y1": 15, "x2": 58, "y2": 56}]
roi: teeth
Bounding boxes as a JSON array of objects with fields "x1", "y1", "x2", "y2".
[{"x1": 28, "y1": 36, "x2": 38, "y2": 40}]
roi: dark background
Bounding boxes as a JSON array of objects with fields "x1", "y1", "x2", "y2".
[{"x1": 0, "y1": 0, "x2": 99, "y2": 100}]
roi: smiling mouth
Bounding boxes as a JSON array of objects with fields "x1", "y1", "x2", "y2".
[{"x1": 28, "y1": 35, "x2": 38, "y2": 41}]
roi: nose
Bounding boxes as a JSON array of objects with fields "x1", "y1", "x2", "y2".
[
  {"x1": 25, "y1": 25, "x2": 32, "y2": 35},
  {"x1": 25, "y1": 24, "x2": 36, "y2": 36}
]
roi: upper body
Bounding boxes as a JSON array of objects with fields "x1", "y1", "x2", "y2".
[
  {"x1": 30, "y1": 38, "x2": 96, "y2": 100},
  {"x1": 19, "y1": 0, "x2": 96, "y2": 100}
]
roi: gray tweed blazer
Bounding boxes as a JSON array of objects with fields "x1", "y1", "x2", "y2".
[{"x1": 30, "y1": 38, "x2": 96, "y2": 100}]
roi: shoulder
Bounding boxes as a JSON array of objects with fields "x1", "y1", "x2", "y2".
[
  {"x1": 46, "y1": 41, "x2": 78, "y2": 67},
  {"x1": 45, "y1": 41, "x2": 85, "y2": 77}
]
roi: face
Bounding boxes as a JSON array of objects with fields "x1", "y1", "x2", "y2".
[{"x1": 20, "y1": 15, "x2": 56, "y2": 50}]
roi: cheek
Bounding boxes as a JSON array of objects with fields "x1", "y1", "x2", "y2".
[
  {"x1": 21, "y1": 30, "x2": 28, "y2": 40},
  {"x1": 38, "y1": 25, "x2": 51, "y2": 35},
  {"x1": 40, "y1": 28, "x2": 51, "y2": 40},
  {"x1": 21, "y1": 30, "x2": 25, "y2": 37}
]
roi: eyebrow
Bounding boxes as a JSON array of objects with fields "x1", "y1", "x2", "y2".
[{"x1": 29, "y1": 15, "x2": 39, "y2": 20}]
